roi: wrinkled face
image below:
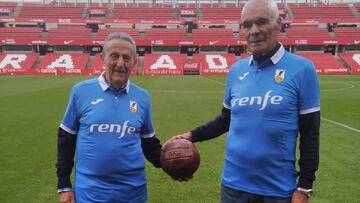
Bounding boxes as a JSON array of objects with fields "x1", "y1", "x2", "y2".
[
  {"x1": 241, "y1": 5, "x2": 280, "y2": 56},
  {"x1": 101, "y1": 39, "x2": 137, "y2": 89}
]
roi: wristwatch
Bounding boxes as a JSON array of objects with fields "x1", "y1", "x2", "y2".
[{"x1": 297, "y1": 187, "x2": 312, "y2": 198}]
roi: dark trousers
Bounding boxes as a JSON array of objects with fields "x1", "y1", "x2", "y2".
[{"x1": 221, "y1": 185, "x2": 291, "y2": 203}]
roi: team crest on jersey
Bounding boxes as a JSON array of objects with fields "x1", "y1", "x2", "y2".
[
  {"x1": 275, "y1": 69, "x2": 285, "y2": 83},
  {"x1": 130, "y1": 100, "x2": 137, "y2": 113}
]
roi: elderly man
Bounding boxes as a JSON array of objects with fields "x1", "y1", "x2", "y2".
[
  {"x1": 56, "y1": 32, "x2": 162, "y2": 203},
  {"x1": 167, "y1": 0, "x2": 320, "y2": 202}
]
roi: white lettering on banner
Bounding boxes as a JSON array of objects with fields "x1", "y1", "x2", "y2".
[
  {"x1": 206, "y1": 55, "x2": 227, "y2": 69},
  {"x1": 0, "y1": 54, "x2": 26, "y2": 69},
  {"x1": 150, "y1": 55, "x2": 176, "y2": 70},
  {"x1": 89, "y1": 121, "x2": 136, "y2": 138},
  {"x1": 231, "y1": 90, "x2": 283, "y2": 111},
  {"x1": 47, "y1": 54, "x2": 74, "y2": 69},
  {"x1": 352, "y1": 54, "x2": 360, "y2": 65}
]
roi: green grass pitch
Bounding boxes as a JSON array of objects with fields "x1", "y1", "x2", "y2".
[{"x1": 0, "y1": 75, "x2": 359, "y2": 203}]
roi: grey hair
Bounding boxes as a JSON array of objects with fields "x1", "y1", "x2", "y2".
[
  {"x1": 102, "y1": 32, "x2": 137, "y2": 56},
  {"x1": 242, "y1": 0, "x2": 280, "y2": 22}
]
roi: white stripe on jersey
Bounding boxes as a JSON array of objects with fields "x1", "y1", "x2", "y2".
[
  {"x1": 141, "y1": 132, "x2": 155, "y2": 138},
  {"x1": 60, "y1": 123, "x2": 77, "y2": 135},
  {"x1": 300, "y1": 107, "x2": 320, "y2": 115}
]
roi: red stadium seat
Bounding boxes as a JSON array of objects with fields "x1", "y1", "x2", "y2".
[
  {"x1": 143, "y1": 54, "x2": 186, "y2": 75},
  {"x1": 339, "y1": 52, "x2": 360, "y2": 74},
  {"x1": 297, "y1": 52, "x2": 348, "y2": 75},
  {"x1": 193, "y1": 53, "x2": 237, "y2": 75},
  {"x1": 0, "y1": 27, "x2": 43, "y2": 41},
  {"x1": 289, "y1": 3, "x2": 356, "y2": 20},
  {"x1": 144, "y1": 28, "x2": 187, "y2": 40},
  {"x1": 0, "y1": 53, "x2": 38, "y2": 75},
  {"x1": 192, "y1": 28, "x2": 235, "y2": 39},
  {"x1": 47, "y1": 27, "x2": 92, "y2": 40},
  {"x1": 37, "y1": 53, "x2": 89, "y2": 75},
  {"x1": 18, "y1": 3, "x2": 84, "y2": 19},
  {"x1": 333, "y1": 27, "x2": 360, "y2": 40},
  {"x1": 0, "y1": 2, "x2": 17, "y2": 17},
  {"x1": 112, "y1": 4, "x2": 174, "y2": 19},
  {"x1": 96, "y1": 28, "x2": 140, "y2": 40}
]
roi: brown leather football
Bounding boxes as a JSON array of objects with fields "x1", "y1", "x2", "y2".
[{"x1": 160, "y1": 139, "x2": 200, "y2": 179}]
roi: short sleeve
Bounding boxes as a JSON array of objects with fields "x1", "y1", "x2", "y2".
[
  {"x1": 140, "y1": 94, "x2": 155, "y2": 138},
  {"x1": 298, "y1": 62, "x2": 320, "y2": 115},
  {"x1": 60, "y1": 87, "x2": 80, "y2": 134},
  {"x1": 223, "y1": 67, "x2": 235, "y2": 109}
]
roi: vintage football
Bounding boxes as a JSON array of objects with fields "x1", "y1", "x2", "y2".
[{"x1": 160, "y1": 139, "x2": 200, "y2": 179}]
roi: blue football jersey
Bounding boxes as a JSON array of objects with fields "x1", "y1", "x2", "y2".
[
  {"x1": 60, "y1": 74, "x2": 155, "y2": 202},
  {"x1": 222, "y1": 45, "x2": 320, "y2": 197}
]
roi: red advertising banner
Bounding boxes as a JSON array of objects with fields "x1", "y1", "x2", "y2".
[{"x1": 143, "y1": 54, "x2": 185, "y2": 76}]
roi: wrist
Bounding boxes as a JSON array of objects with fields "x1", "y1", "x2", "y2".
[
  {"x1": 296, "y1": 187, "x2": 312, "y2": 198},
  {"x1": 57, "y1": 187, "x2": 73, "y2": 193}
]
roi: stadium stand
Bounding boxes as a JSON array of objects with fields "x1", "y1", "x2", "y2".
[
  {"x1": 143, "y1": 54, "x2": 186, "y2": 75},
  {"x1": 46, "y1": 27, "x2": 92, "y2": 40},
  {"x1": 17, "y1": 3, "x2": 84, "y2": 19},
  {"x1": 333, "y1": 27, "x2": 360, "y2": 40},
  {"x1": 37, "y1": 53, "x2": 89, "y2": 75},
  {"x1": 112, "y1": 4, "x2": 174, "y2": 19},
  {"x1": 144, "y1": 28, "x2": 188, "y2": 40},
  {"x1": 339, "y1": 52, "x2": 360, "y2": 74},
  {"x1": 285, "y1": 26, "x2": 332, "y2": 40},
  {"x1": 355, "y1": 3, "x2": 360, "y2": 13},
  {"x1": 87, "y1": 5, "x2": 108, "y2": 18},
  {"x1": 201, "y1": 5, "x2": 242, "y2": 20},
  {"x1": 0, "y1": 27, "x2": 43, "y2": 41},
  {"x1": 289, "y1": 3, "x2": 356, "y2": 21},
  {"x1": 297, "y1": 52, "x2": 348, "y2": 74},
  {"x1": 193, "y1": 53, "x2": 237, "y2": 75},
  {"x1": 0, "y1": 53, "x2": 38, "y2": 75},
  {"x1": 192, "y1": 28, "x2": 235, "y2": 39},
  {"x1": 0, "y1": 2, "x2": 17, "y2": 17},
  {"x1": 96, "y1": 28, "x2": 140, "y2": 40}
]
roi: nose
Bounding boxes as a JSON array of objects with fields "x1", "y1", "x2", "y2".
[
  {"x1": 115, "y1": 57, "x2": 124, "y2": 67},
  {"x1": 249, "y1": 24, "x2": 260, "y2": 36}
]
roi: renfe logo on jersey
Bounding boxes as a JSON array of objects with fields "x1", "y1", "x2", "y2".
[
  {"x1": 231, "y1": 90, "x2": 283, "y2": 111},
  {"x1": 89, "y1": 121, "x2": 136, "y2": 138}
]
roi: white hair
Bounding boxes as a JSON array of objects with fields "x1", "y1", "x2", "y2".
[{"x1": 242, "y1": 0, "x2": 280, "y2": 22}]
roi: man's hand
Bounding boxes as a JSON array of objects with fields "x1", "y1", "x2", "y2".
[
  {"x1": 163, "y1": 132, "x2": 193, "y2": 148},
  {"x1": 291, "y1": 190, "x2": 310, "y2": 203},
  {"x1": 59, "y1": 191, "x2": 75, "y2": 203}
]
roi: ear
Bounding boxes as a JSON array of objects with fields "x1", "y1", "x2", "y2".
[{"x1": 276, "y1": 16, "x2": 282, "y2": 26}]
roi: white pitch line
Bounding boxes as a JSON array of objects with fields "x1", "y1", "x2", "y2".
[
  {"x1": 201, "y1": 76, "x2": 226, "y2": 86},
  {"x1": 321, "y1": 117, "x2": 360, "y2": 133},
  {"x1": 321, "y1": 84, "x2": 355, "y2": 91}
]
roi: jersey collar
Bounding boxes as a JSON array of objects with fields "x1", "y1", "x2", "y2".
[
  {"x1": 98, "y1": 71, "x2": 130, "y2": 93},
  {"x1": 248, "y1": 43, "x2": 285, "y2": 65}
]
